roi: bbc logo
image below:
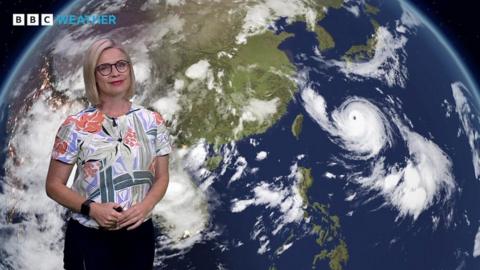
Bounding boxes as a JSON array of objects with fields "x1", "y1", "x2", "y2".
[{"x1": 13, "y1": 14, "x2": 53, "y2": 26}]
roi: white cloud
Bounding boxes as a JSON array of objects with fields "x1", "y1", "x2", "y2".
[
  {"x1": 230, "y1": 163, "x2": 304, "y2": 234},
  {"x1": 244, "y1": 97, "x2": 280, "y2": 122},
  {"x1": 152, "y1": 90, "x2": 181, "y2": 123},
  {"x1": 54, "y1": 67, "x2": 86, "y2": 99},
  {"x1": 451, "y1": 81, "x2": 480, "y2": 180},
  {"x1": 301, "y1": 87, "x2": 393, "y2": 159},
  {"x1": 305, "y1": 8, "x2": 317, "y2": 31},
  {"x1": 231, "y1": 198, "x2": 255, "y2": 213},
  {"x1": 327, "y1": 26, "x2": 408, "y2": 88},
  {"x1": 257, "y1": 235, "x2": 270, "y2": 254},
  {"x1": 302, "y1": 88, "x2": 455, "y2": 220},
  {"x1": 325, "y1": 172, "x2": 336, "y2": 179},
  {"x1": 153, "y1": 145, "x2": 211, "y2": 250},
  {"x1": 185, "y1": 59, "x2": 211, "y2": 80},
  {"x1": 256, "y1": 151, "x2": 268, "y2": 161},
  {"x1": 275, "y1": 242, "x2": 293, "y2": 255},
  {"x1": 2, "y1": 93, "x2": 212, "y2": 268},
  {"x1": 141, "y1": 0, "x2": 185, "y2": 11},
  {"x1": 399, "y1": 2, "x2": 421, "y2": 29},
  {"x1": 234, "y1": 97, "x2": 280, "y2": 136},
  {"x1": 474, "y1": 225, "x2": 480, "y2": 257},
  {"x1": 236, "y1": 0, "x2": 318, "y2": 44},
  {"x1": 229, "y1": 156, "x2": 248, "y2": 183},
  {"x1": 0, "y1": 94, "x2": 84, "y2": 269},
  {"x1": 344, "y1": 5, "x2": 360, "y2": 17},
  {"x1": 354, "y1": 125, "x2": 455, "y2": 220}
]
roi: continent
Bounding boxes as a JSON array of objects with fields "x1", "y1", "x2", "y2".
[
  {"x1": 174, "y1": 30, "x2": 295, "y2": 147},
  {"x1": 147, "y1": 0, "x2": 351, "y2": 148}
]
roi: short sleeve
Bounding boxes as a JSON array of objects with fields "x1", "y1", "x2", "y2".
[
  {"x1": 51, "y1": 116, "x2": 79, "y2": 164},
  {"x1": 153, "y1": 112, "x2": 172, "y2": 156}
]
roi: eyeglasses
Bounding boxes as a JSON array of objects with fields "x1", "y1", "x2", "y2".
[{"x1": 95, "y1": 60, "x2": 130, "y2": 76}]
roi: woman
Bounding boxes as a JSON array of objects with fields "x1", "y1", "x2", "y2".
[{"x1": 45, "y1": 38, "x2": 172, "y2": 270}]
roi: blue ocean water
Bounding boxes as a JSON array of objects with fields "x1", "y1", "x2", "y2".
[
  {"x1": 158, "y1": 2, "x2": 480, "y2": 269},
  {"x1": 1, "y1": 0, "x2": 480, "y2": 269}
]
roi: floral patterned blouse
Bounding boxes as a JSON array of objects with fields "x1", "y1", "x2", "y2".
[{"x1": 51, "y1": 103, "x2": 172, "y2": 228}]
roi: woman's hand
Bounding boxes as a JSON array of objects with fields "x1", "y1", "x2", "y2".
[
  {"x1": 116, "y1": 156, "x2": 169, "y2": 230},
  {"x1": 89, "y1": 202, "x2": 123, "y2": 230},
  {"x1": 117, "y1": 202, "x2": 152, "y2": 230}
]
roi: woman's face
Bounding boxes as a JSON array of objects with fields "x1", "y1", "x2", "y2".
[{"x1": 95, "y1": 48, "x2": 131, "y2": 99}]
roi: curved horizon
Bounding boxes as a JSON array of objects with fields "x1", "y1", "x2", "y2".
[
  {"x1": 0, "y1": 0, "x2": 79, "y2": 106},
  {"x1": 0, "y1": 0, "x2": 479, "y2": 116}
]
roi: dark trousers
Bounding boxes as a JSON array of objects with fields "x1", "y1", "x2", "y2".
[{"x1": 63, "y1": 218, "x2": 155, "y2": 270}]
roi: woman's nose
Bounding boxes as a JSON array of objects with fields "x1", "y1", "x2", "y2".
[{"x1": 110, "y1": 68, "x2": 120, "y2": 77}]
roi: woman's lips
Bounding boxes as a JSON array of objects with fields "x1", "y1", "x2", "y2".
[{"x1": 110, "y1": 80, "x2": 124, "y2": 86}]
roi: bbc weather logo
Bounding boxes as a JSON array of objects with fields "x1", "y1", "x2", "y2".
[
  {"x1": 13, "y1": 14, "x2": 53, "y2": 26},
  {"x1": 13, "y1": 14, "x2": 117, "y2": 26}
]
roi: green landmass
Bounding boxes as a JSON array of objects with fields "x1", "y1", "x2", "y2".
[
  {"x1": 293, "y1": 0, "x2": 343, "y2": 22},
  {"x1": 147, "y1": 2, "x2": 300, "y2": 148},
  {"x1": 342, "y1": 35, "x2": 377, "y2": 62},
  {"x1": 328, "y1": 241, "x2": 349, "y2": 270},
  {"x1": 310, "y1": 203, "x2": 349, "y2": 270},
  {"x1": 314, "y1": 26, "x2": 335, "y2": 51},
  {"x1": 342, "y1": 17, "x2": 381, "y2": 63},
  {"x1": 330, "y1": 215, "x2": 341, "y2": 230},
  {"x1": 173, "y1": 29, "x2": 296, "y2": 148},
  {"x1": 146, "y1": 0, "x2": 350, "y2": 149},
  {"x1": 308, "y1": 198, "x2": 348, "y2": 270},
  {"x1": 313, "y1": 240, "x2": 349, "y2": 270},
  {"x1": 298, "y1": 167, "x2": 313, "y2": 208},
  {"x1": 370, "y1": 18, "x2": 380, "y2": 31},
  {"x1": 341, "y1": 12, "x2": 383, "y2": 63},
  {"x1": 205, "y1": 155, "x2": 222, "y2": 171},
  {"x1": 291, "y1": 114, "x2": 304, "y2": 139},
  {"x1": 365, "y1": 3, "x2": 380, "y2": 15},
  {"x1": 294, "y1": 167, "x2": 349, "y2": 270},
  {"x1": 318, "y1": 0, "x2": 344, "y2": 10}
]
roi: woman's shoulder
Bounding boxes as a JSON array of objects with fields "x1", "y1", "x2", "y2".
[
  {"x1": 130, "y1": 104, "x2": 166, "y2": 125},
  {"x1": 65, "y1": 105, "x2": 98, "y2": 119},
  {"x1": 58, "y1": 105, "x2": 102, "y2": 131}
]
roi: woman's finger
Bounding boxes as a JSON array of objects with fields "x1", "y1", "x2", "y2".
[
  {"x1": 127, "y1": 219, "x2": 143, "y2": 230},
  {"x1": 118, "y1": 208, "x2": 139, "y2": 225},
  {"x1": 119, "y1": 212, "x2": 142, "y2": 228}
]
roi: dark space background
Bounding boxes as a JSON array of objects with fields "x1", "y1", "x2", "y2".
[{"x1": 0, "y1": 1, "x2": 479, "y2": 89}]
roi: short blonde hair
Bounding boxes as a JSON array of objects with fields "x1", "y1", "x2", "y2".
[{"x1": 83, "y1": 38, "x2": 136, "y2": 105}]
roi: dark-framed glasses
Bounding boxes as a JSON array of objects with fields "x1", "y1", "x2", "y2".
[{"x1": 95, "y1": 60, "x2": 130, "y2": 76}]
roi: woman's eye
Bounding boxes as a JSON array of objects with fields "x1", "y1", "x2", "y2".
[
  {"x1": 98, "y1": 65, "x2": 109, "y2": 72},
  {"x1": 117, "y1": 62, "x2": 127, "y2": 68}
]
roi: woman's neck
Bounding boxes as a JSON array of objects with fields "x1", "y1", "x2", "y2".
[{"x1": 96, "y1": 98, "x2": 131, "y2": 118}]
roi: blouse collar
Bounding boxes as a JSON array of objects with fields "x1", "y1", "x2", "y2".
[{"x1": 87, "y1": 102, "x2": 140, "y2": 118}]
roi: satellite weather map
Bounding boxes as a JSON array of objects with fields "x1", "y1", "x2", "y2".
[{"x1": 0, "y1": 1, "x2": 479, "y2": 269}]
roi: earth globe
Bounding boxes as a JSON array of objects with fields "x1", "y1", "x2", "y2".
[{"x1": 1, "y1": 0, "x2": 480, "y2": 269}]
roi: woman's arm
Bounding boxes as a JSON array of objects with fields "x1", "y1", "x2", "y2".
[
  {"x1": 142, "y1": 155, "x2": 170, "y2": 209},
  {"x1": 118, "y1": 155, "x2": 169, "y2": 230},
  {"x1": 45, "y1": 159, "x2": 85, "y2": 212},
  {"x1": 45, "y1": 159, "x2": 122, "y2": 228}
]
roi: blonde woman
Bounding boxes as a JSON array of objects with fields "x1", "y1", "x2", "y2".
[{"x1": 45, "y1": 38, "x2": 171, "y2": 270}]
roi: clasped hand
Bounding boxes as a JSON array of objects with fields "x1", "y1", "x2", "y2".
[{"x1": 89, "y1": 202, "x2": 151, "y2": 230}]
